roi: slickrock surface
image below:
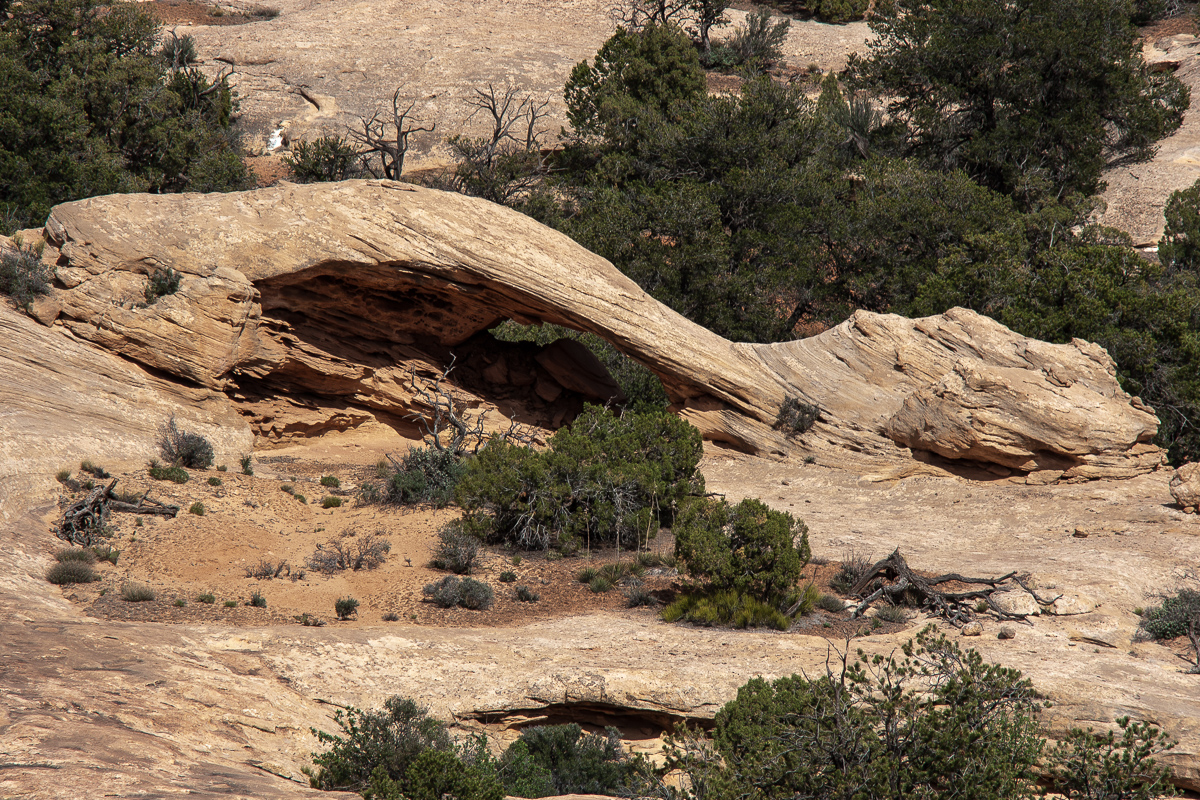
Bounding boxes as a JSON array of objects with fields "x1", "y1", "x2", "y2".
[{"x1": 37, "y1": 181, "x2": 1161, "y2": 477}]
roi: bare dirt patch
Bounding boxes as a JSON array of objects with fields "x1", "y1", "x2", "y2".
[{"x1": 46, "y1": 446, "x2": 907, "y2": 638}]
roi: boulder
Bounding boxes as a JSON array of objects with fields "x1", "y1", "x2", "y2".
[
  {"x1": 1171, "y1": 463, "x2": 1200, "y2": 510},
  {"x1": 36, "y1": 181, "x2": 1162, "y2": 476}
]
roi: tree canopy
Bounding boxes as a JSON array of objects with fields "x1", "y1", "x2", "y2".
[
  {"x1": 849, "y1": 0, "x2": 1189, "y2": 199},
  {"x1": 0, "y1": 0, "x2": 252, "y2": 232}
]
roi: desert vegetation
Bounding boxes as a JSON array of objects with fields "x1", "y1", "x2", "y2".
[
  {"x1": 0, "y1": 0, "x2": 252, "y2": 234},
  {"x1": 304, "y1": 630, "x2": 1178, "y2": 800},
  {"x1": 395, "y1": 1, "x2": 1200, "y2": 465}
]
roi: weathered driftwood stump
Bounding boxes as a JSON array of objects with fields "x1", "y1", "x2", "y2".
[
  {"x1": 847, "y1": 548, "x2": 1061, "y2": 626},
  {"x1": 57, "y1": 478, "x2": 178, "y2": 547}
]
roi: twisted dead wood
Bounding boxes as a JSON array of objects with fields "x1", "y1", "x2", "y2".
[
  {"x1": 57, "y1": 478, "x2": 178, "y2": 546},
  {"x1": 847, "y1": 548, "x2": 1061, "y2": 627}
]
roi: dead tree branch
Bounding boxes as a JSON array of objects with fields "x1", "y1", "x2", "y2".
[
  {"x1": 846, "y1": 548, "x2": 1060, "y2": 627},
  {"x1": 350, "y1": 89, "x2": 435, "y2": 180},
  {"x1": 57, "y1": 479, "x2": 178, "y2": 547},
  {"x1": 404, "y1": 356, "x2": 488, "y2": 456}
]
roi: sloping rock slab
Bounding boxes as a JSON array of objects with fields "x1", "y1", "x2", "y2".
[{"x1": 38, "y1": 181, "x2": 1160, "y2": 476}]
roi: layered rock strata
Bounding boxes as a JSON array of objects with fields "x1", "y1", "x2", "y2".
[{"x1": 30, "y1": 179, "x2": 1160, "y2": 478}]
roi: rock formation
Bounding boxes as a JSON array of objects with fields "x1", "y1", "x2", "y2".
[
  {"x1": 29, "y1": 179, "x2": 1160, "y2": 480},
  {"x1": 1171, "y1": 462, "x2": 1200, "y2": 511}
]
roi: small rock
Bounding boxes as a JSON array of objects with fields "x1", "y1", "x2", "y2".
[
  {"x1": 998, "y1": 626, "x2": 1016, "y2": 640},
  {"x1": 1051, "y1": 593, "x2": 1098, "y2": 616},
  {"x1": 1170, "y1": 462, "x2": 1200, "y2": 510},
  {"x1": 1073, "y1": 528, "x2": 1089, "y2": 538},
  {"x1": 1025, "y1": 469, "x2": 1064, "y2": 486},
  {"x1": 961, "y1": 621, "x2": 983, "y2": 636},
  {"x1": 992, "y1": 590, "x2": 1039, "y2": 616}
]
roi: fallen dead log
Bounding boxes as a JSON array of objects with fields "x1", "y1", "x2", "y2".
[
  {"x1": 57, "y1": 478, "x2": 178, "y2": 547},
  {"x1": 847, "y1": 548, "x2": 1061, "y2": 627}
]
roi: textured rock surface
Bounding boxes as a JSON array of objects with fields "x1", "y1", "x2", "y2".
[
  {"x1": 1171, "y1": 462, "x2": 1200, "y2": 510},
  {"x1": 39, "y1": 181, "x2": 1161, "y2": 476},
  {"x1": 0, "y1": 302, "x2": 252, "y2": 524}
]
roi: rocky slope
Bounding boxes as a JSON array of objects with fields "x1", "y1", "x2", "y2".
[
  {"x1": 2, "y1": 179, "x2": 1198, "y2": 797},
  {"x1": 32, "y1": 180, "x2": 1161, "y2": 479}
]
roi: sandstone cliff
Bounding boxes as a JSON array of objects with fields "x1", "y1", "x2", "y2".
[{"x1": 30, "y1": 179, "x2": 1160, "y2": 479}]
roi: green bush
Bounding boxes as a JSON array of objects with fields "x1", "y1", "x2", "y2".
[
  {"x1": 144, "y1": 268, "x2": 181, "y2": 303},
  {"x1": 207, "y1": 476, "x2": 222, "y2": 487},
  {"x1": 198, "y1": 593, "x2": 215, "y2": 604},
  {"x1": 430, "y1": 520, "x2": 480, "y2": 574},
  {"x1": 810, "y1": 0, "x2": 868, "y2": 23},
  {"x1": 815, "y1": 592, "x2": 847, "y2": 612},
  {"x1": 625, "y1": 586, "x2": 656, "y2": 607},
  {"x1": 0, "y1": 0, "x2": 253, "y2": 232},
  {"x1": 830, "y1": 550, "x2": 874, "y2": 595},
  {"x1": 335, "y1": 596, "x2": 359, "y2": 620},
  {"x1": 510, "y1": 724, "x2": 645, "y2": 795},
  {"x1": 366, "y1": 749, "x2": 503, "y2": 800},
  {"x1": 223, "y1": 599, "x2": 237, "y2": 608},
  {"x1": 0, "y1": 243, "x2": 52, "y2": 310},
  {"x1": 248, "y1": 590, "x2": 266, "y2": 608},
  {"x1": 78, "y1": 459, "x2": 109, "y2": 478},
  {"x1": 423, "y1": 576, "x2": 494, "y2": 610},
  {"x1": 661, "y1": 590, "x2": 792, "y2": 630},
  {"x1": 321, "y1": 496, "x2": 343, "y2": 508},
  {"x1": 46, "y1": 560, "x2": 99, "y2": 585},
  {"x1": 515, "y1": 585, "x2": 540, "y2": 602},
  {"x1": 121, "y1": 582, "x2": 155, "y2": 602},
  {"x1": 675, "y1": 627, "x2": 1177, "y2": 800},
  {"x1": 159, "y1": 416, "x2": 214, "y2": 469},
  {"x1": 320, "y1": 475, "x2": 341, "y2": 488},
  {"x1": 189, "y1": 502, "x2": 205, "y2": 516},
  {"x1": 674, "y1": 497, "x2": 810, "y2": 605},
  {"x1": 283, "y1": 136, "x2": 363, "y2": 183},
  {"x1": 92, "y1": 545, "x2": 119, "y2": 565},
  {"x1": 499, "y1": 570, "x2": 517, "y2": 583},
  {"x1": 589, "y1": 576, "x2": 613, "y2": 594},
  {"x1": 240, "y1": 454, "x2": 254, "y2": 475},
  {"x1": 173, "y1": 598, "x2": 187, "y2": 607},
  {"x1": 375, "y1": 447, "x2": 465, "y2": 508},
  {"x1": 775, "y1": 397, "x2": 820, "y2": 436},
  {"x1": 723, "y1": 8, "x2": 790, "y2": 69},
  {"x1": 55, "y1": 547, "x2": 96, "y2": 565},
  {"x1": 1138, "y1": 589, "x2": 1200, "y2": 640},
  {"x1": 875, "y1": 603, "x2": 908, "y2": 623},
  {"x1": 690, "y1": 627, "x2": 1043, "y2": 800},
  {"x1": 564, "y1": 22, "x2": 705, "y2": 139},
  {"x1": 457, "y1": 405, "x2": 703, "y2": 551},
  {"x1": 1045, "y1": 716, "x2": 1176, "y2": 800},
  {"x1": 308, "y1": 697, "x2": 454, "y2": 793}
]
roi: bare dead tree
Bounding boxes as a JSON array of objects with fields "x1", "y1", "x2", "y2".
[
  {"x1": 845, "y1": 548, "x2": 1062, "y2": 627},
  {"x1": 350, "y1": 89, "x2": 435, "y2": 180},
  {"x1": 447, "y1": 84, "x2": 552, "y2": 205},
  {"x1": 404, "y1": 356, "x2": 489, "y2": 457},
  {"x1": 610, "y1": 0, "x2": 691, "y2": 30},
  {"x1": 403, "y1": 356, "x2": 540, "y2": 457}
]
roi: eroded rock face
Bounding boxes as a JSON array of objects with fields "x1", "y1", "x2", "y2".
[
  {"x1": 0, "y1": 302, "x2": 252, "y2": 522},
  {"x1": 35, "y1": 181, "x2": 1161, "y2": 477},
  {"x1": 1171, "y1": 463, "x2": 1200, "y2": 510}
]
